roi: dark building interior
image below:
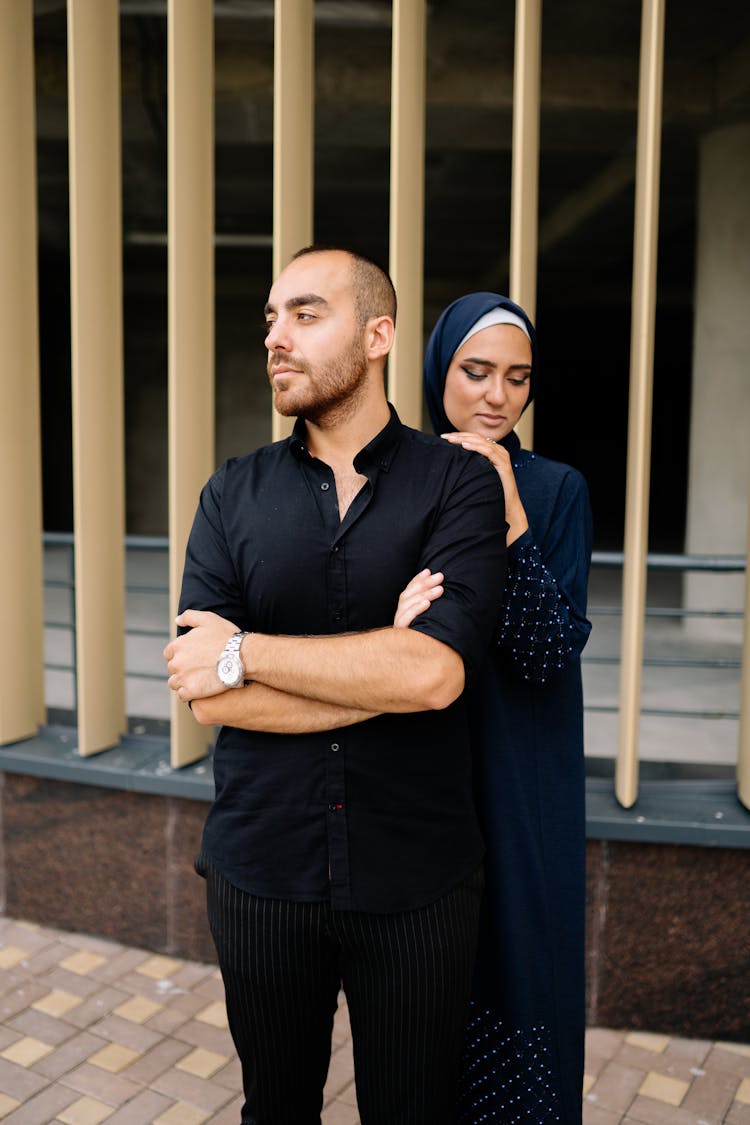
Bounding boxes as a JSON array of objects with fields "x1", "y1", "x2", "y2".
[{"x1": 32, "y1": 0, "x2": 750, "y2": 548}]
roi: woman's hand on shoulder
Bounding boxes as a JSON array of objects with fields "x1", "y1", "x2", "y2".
[
  {"x1": 393, "y1": 569, "x2": 444, "y2": 628},
  {"x1": 440, "y1": 431, "x2": 529, "y2": 545}
]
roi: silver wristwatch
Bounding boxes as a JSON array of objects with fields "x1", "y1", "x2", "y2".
[{"x1": 216, "y1": 630, "x2": 249, "y2": 688}]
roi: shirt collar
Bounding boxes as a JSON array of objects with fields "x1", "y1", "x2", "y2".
[{"x1": 288, "y1": 403, "x2": 402, "y2": 474}]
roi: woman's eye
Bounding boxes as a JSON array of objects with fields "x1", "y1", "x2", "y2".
[
  {"x1": 461, "y1": 366, "x2": 486, "y2": 381},
  {"x1": 508, "y1": 377, "x2": 528, "y2": 387}
]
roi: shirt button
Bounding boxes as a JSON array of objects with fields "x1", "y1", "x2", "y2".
[
  {"x1": 331, "y1": 544, "x2": 340, "y2": 553},
  {"x1": 321, "y1": 482, "x2": 330, "y2": 491},
  {"x1": 330, "y1": 742, "x2": 339, "y2": 752}
]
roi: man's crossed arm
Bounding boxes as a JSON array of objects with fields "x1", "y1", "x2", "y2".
[{"x1": 163, "y1": 570, "x2": 449, "y2": 733}]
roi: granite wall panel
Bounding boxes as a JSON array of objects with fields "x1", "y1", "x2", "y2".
[
  {"x1": 1, "y1": 774, "x2": 212, "y2": 961},
  {"x1": 2, "y1": 772, "x2": 748, "y2": 1040},
  {"x1": 586, "y1": 839, "x2": 750, "y2": 1041}
]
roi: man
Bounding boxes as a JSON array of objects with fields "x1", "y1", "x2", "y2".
[{"x1": 164, "y1": 246, "x2": 506, "y2": 1125}]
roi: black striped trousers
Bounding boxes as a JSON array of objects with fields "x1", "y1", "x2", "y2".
[{"x1": 205, "y1": 865, "x2": 483, "y2": 1125}]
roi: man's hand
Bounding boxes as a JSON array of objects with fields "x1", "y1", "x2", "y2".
[{"x1": 164, "y1": 609, "x2": 239, "y2": 702}]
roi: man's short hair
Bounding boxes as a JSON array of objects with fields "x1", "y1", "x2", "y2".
[{"x1": 291, "y1": 245, "x2": 397, "y2": 327}]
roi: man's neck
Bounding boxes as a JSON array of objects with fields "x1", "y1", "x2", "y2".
[{"x1": 303, "y1": 389, "x2": 391, "y2": 467}]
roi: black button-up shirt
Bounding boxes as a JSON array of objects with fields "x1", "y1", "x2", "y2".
[{"x1": 180, "y1": 406, "x2": 506, "y2": 912}]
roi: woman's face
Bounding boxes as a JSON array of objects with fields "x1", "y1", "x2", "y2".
[{"x1": 442, "y1": 324, "x2": 532, "y2": 441}]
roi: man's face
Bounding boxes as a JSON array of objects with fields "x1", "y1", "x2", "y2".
[{"x1": 264, "y1": 251, "x2": 369, "y2": 421}]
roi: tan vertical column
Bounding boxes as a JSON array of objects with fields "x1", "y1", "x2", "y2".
[
  {"x1": 0, "y1": 0, "x2": 45, "y2": 744},
  {"x1": 272, "y1": 0, "x2": 314, "y2": 442},
  {"x1": 509, "y1": 0, "x2": 542, "y2": 451},
  {"x1": 388, "y1": 0, "x2": 426, "y2": 429},
  {"x1": 168, "y1": 0, "x2": 215, "y2": 768},
  {"x1": 616, "y1": 0, "x2": 665, "y2": 808},
  {"x1": 67, "y1": 0, "x2": 126, "y2": 755},
  {"x1": 738, "y1": 479, "x2": 750, "y2": 811}
]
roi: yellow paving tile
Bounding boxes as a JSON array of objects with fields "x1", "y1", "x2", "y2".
[
  {"x1": 87, "y1": 1042, "x2": 142, "y2": 1073},
  {"x1": 0, "y1": 1094, "x2": 21, "y2": 1119},
  {"x1": 32, "y1": 989, "x2": 83, "y2": 1017},
  {"x1": 57, "y1": 1096, "x2": 113, "y2": 1124},
  {"x1": 136, "y1": 954, "x2": 184, "y2": 980},
  {"x1": 639, "y1": 1070, "x2": 690, "y2": 1106},
  {"x1": 112, "y1": 995, "x2": 163, "y2": 1023},
  {"x1": 195, "y1": 1000, "x2": 229, "y2": 1028},
  {"x1": 0, "y1": 946, "x2": 28, "y2": 969},
  {"x1": 718, "y1": 1041, "x2": 750, "y2": 1059},
  {"x1": 1, "y1": 1035, "x2": 55, "y2": 1066},
  {"x1": 153, "y1": 1102, "x2": 212, "y2": 1125},
  {"x1": 60, "y1": 950, "x2": 107, "y2": 976},
  {"x1": 582, "y1": 1073, "x2": 596, "y2": 1096},
  {"x1": 626, "y1": 1030, "x2": 671, "y2": 1053},
  {"x1": 176, "y1": 1046, "x2": 230, "y2": 1079},
  {"x1": 736, "y1": 1078, "x2": 750, "y2": 1104}
]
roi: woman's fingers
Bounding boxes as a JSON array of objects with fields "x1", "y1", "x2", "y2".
[{"x1": 393, "y1": 569, "x2": 445, "y2": 628}]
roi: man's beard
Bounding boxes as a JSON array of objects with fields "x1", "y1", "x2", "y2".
[{"x1": 269, "y1": 332, "x2": 369, "y2": 425}]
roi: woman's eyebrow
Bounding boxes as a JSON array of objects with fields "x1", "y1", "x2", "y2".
[{"x1": 460, "y1": 358, "x2": 532, "y2": 373}]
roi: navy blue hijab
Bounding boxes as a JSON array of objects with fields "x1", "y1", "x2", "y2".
[{"x1": 423, "y1": 292, "x2": 538, "y2": 436}]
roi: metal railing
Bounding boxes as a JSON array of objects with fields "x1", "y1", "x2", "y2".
[{"x1": 42, "y1": 536, "x2": 747, "y2": 797}]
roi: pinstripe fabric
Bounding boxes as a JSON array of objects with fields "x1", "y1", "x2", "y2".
[{"x1": 205, "y1": 865, "x2": 483, "y2": 1125}]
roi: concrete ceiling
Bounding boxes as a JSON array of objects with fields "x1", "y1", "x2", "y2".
[{"x1": 32, "y1": 0, "x2": 750, "y2": 309}]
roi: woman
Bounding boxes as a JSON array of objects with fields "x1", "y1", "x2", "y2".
[{"x1": 401, "y1": 293, "x2": 592, "y2": 1123}]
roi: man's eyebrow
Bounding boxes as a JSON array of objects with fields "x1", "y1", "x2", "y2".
[{"x1": 264, "y1": 294, "x2": 330, "y2": 317}]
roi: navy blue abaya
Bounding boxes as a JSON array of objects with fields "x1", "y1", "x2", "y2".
[{"x1": 424, "y1": 295, "x2": 593, "y2": 1125}]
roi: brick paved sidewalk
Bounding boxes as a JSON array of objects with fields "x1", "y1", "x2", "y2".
[{"x1": 0, "y1": 917, "x2": 748, "y2": 1124}]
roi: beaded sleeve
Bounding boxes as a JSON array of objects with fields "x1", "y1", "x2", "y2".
[{"x1": 496, "y1": 536, "x2": 591, "y2": 684}]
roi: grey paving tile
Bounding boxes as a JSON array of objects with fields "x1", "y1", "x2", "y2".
[
  {"x1": 150, "y1": 1064, "x2": 237, "y2": 1113},
  {"x1": 63, "y1": 987, "x2": 132, "y2": 1030},
  {"x1": 58, "y1": 1060, "x2": 143, "y2": 1106},
  {"x1": 0, "y1": 1056, "x2": 51, "y2": 1101},
  {"x1": 6, "y1": 1007, "x2": 78, "y2": 1046},
  {"x1": 102, "y1": 1088, "x2": 176, "y2": 1124},
  {"x1": 33, "y1": 1030, "x2": 109, "y2": 1081},
  {"x1": 118, "y1": 1038, "x2": 192, "y2": 1085},
  {"x1": 0, "y1": 1082, "x2": 79, "y2": 1125},
  {"x1": 83, "y1": 1013, "x2": 163, "y2": 1053},
  {"x1": 587, "y1": 1061, "x2": 644, "y2": 1116}
]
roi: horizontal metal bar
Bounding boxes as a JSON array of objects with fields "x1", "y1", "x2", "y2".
[
  {"x1": 592, "y1": 550, "x2": 746, "y2": 572},
  {"x1": 41, "y1": 536, "x2": 749, "y2": 573},
  {"x1": 583, "y1": 655, "x2": 742, "y2": 669},
  {"x1": 589, "y1": 605, "x2": 744, "y2": 619},
  {"x1": 125, "y1": 535, "x2": 170, "y2": 550},
  {"x1": 586, "y1": 704, "x2": 739, "y2": 719},
  {"x1": 43, "y1": 532, "x2": 75, "y2": 547},
  {"x1": 126, "y1": 584, "x2": 169, "y2": 595}
]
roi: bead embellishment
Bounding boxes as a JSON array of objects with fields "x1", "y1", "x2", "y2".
[
  {"x1": 457, "y1": 1002, "x2": 562, "y2": 1123},
  {"x1": 497, "y1": 542, "x2": 574, "y2": 683}
]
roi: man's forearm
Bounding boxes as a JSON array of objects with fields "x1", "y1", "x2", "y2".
[
  {"x1": 241, "y1": 627, "x2": 464, "y2": 712},
  {"x1": 191, "y1": 681, "x2": 378, "y2": 733}
]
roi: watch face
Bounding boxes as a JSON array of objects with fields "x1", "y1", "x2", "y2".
[{"x1": 217, "y1": 654, "x2": 242, "y2": 687}]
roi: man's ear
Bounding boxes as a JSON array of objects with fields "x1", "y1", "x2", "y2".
[{"x1": 366, "y1": 315, "x2": 395, "y2": 360}]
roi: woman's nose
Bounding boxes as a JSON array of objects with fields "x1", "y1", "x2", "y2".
[{"x1": 484, "y1": 377, "x2": 506, "y2": 405}]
